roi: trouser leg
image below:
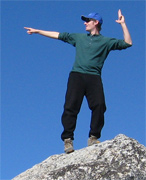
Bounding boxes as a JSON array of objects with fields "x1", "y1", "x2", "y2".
[
  {"x1": 85, "y1": 75, "x2": 106, "y2": 139},
  {"x1": 61, "y1": 72, "x2": 85, "y2": 141}
]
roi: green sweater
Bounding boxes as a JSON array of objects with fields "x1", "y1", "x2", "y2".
[{"x1": 58, "y1": 32, "x2": 132, "y2": 76}]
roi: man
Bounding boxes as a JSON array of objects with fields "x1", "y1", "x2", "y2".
[{"x1": 24, "y1": 9, "x2": 132, "y2": 154}]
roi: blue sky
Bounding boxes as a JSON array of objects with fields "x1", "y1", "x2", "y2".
[{"x1": 1, "y1": 1, "x2": 145, "y2": 179}]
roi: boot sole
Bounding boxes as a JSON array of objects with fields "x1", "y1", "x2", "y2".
[{"x1": 65, "y1": 148, "x2": 74, "y2": 154}]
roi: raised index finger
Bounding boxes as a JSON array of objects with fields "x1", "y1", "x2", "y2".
[
  {"x1": 118, "y1": 9, "x2": 122, "y2": 18},
  {"x1": 24, "y1": 27, "x2": 30, "y2": 30}
]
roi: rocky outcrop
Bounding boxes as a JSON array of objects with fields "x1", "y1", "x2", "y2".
[{"x1": 12, "y1": 134, "x2": 146, "y2": 180}]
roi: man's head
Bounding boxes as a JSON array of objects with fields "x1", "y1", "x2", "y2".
[{"x1": 81, "y1": 12, "x2": 103, "y2": 32}]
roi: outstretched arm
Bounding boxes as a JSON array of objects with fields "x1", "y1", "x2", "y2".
[
  {"x1": 24, "y1": 27, "x2": 59, "y2": 39},
  {"x1": 116, "y1": 9, "x2": 132, "y2": 45}
]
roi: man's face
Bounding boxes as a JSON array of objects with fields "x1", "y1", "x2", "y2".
[{"x1": 84, "y1": 19, "x2": 99, "y2": 32}]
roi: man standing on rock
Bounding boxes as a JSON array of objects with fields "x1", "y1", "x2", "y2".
[{"x1": 24, "y1": 9, "x2": 132, "y2": 153}]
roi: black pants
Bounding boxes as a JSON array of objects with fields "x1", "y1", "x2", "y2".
[{"x1": 61, "y1": 72, "x2": 106, "y2": 141}]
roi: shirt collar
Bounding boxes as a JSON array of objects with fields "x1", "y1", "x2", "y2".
[{"x1": 87, "y1": 33, "x2": 101, "y2": 37}]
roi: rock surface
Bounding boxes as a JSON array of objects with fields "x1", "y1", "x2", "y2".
[{"x1": 13, "y1": 134, "x2": 146, "y2": 180}]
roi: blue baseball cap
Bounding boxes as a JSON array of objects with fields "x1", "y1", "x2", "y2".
[{"x1": 81, "y1": 12, "x2": 103, "y2": 25}]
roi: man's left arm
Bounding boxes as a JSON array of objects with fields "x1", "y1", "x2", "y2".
[{"x1": 116, "y1": 9, "x2": 132, "y2": 45}]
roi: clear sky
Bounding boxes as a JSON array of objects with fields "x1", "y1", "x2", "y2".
[{"x1": 1, "y1": 1, "x2": 145, "y2": 179}]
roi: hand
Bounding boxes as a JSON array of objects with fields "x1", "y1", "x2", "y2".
[
  {"x1": 115, "y1": 9, "x2": 125, "y2": 24},
  {"x1": 24, "y1": 27, "x2": 38, "y2": 34}
]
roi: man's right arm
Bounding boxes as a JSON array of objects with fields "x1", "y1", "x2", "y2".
[
  {"x1": 24, "y1": 27, "x2": 59, "y2": 39},
  {"x1": 115, "y1": 10, "x2": 132, "y2": 45}
]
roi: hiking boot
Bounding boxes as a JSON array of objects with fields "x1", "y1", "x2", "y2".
[
  {"x1": 88, "y1": 135, "x2": 100, "y2": 146},
  {"x1": 64, "y1": 138, "x2": 74, "y2": 154}
]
